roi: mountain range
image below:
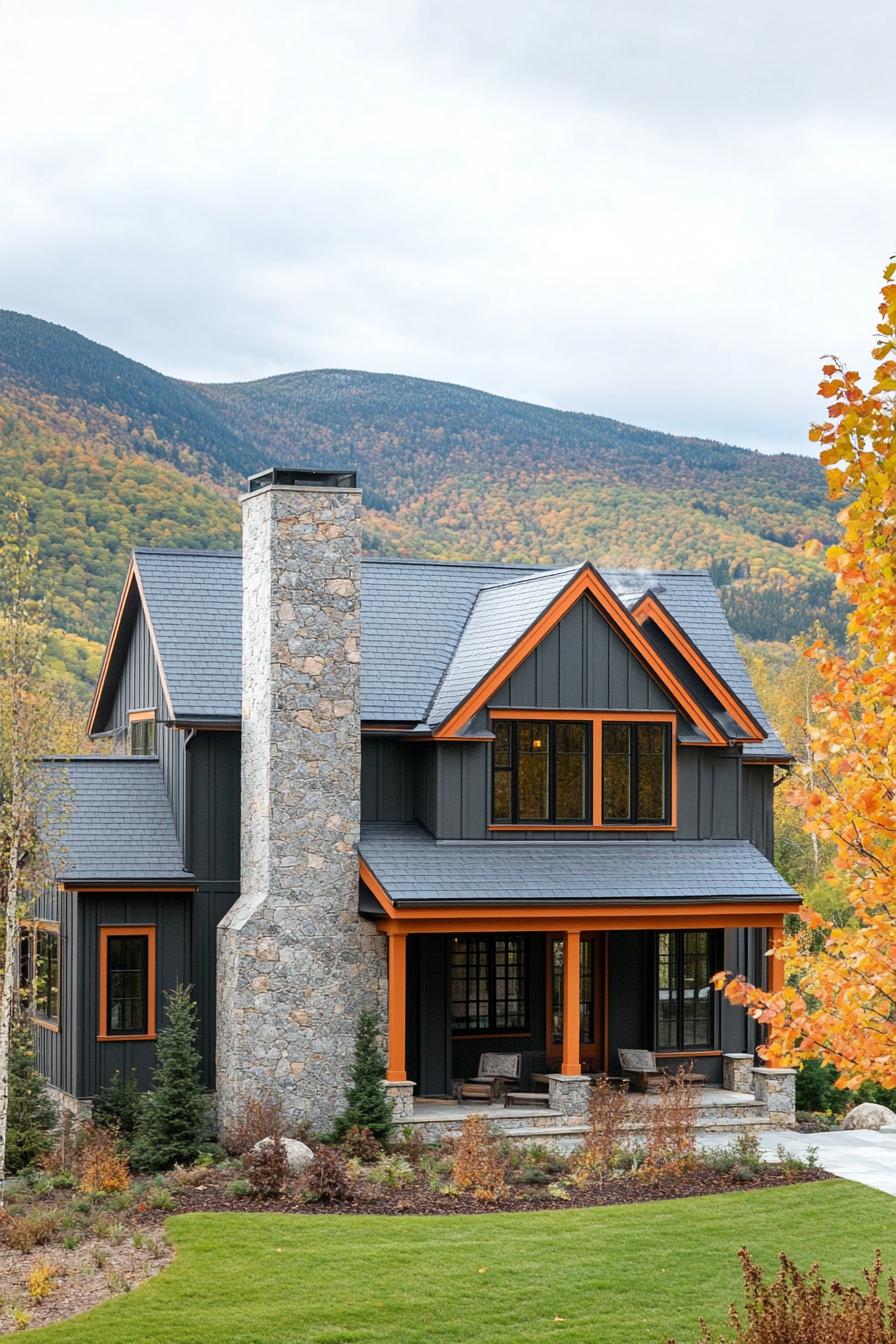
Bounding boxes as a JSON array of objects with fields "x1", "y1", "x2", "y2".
[{"x1": 0, "y1": 309, "x2": 843, "y2": 692}]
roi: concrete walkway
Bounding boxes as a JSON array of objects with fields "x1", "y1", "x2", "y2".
[{"x1": 700, "y1": 1127, "x2": 896, "y2": 1197}]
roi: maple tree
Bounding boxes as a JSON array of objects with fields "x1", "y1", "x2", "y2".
[{"x1": 715, "y1": 260, "x2": 896, "y2": 1089}]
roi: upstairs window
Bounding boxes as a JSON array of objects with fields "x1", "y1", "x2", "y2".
[
  {"x1": 601, "y1": 721, "x2": 671, "y2": 826},
  {"x1": 129, "y1": 712, "x2": 156, "y2": 756},
  {"x1": 491, "y1": 720, "x2": 590, "y2": 825}
]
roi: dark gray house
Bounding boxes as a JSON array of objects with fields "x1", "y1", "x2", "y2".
[{"x1": 29, "y1": 468, "x2": 798, "y2": 1130}]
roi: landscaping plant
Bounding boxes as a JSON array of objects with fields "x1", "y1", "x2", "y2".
[
  {"x1": 574, "y1": 1075, "x2": 634, "y2": 1183},
  {"x1": 243, "y1": 1135, "x2": 289, "y2": 1199},
  {"x1": 451, "y1": 1113, "x2": 509, "y2": 1202},
  {"x1": 643, "y1": 1071, "x2": 699, "y2": 1175},
  {"x1": 93, "y1": 1070, "x2": 142, "y2": 1140},
  {"x1": 670, "y1": 1248, "x2": 896, "y2": 1344},
  {"x1": 220, "y1": 1089, "x2": 287, "y2": 1157},
  {"x1": 302, "y1": 1146, "x2": 353, "y2": 1203},
  {"x1": 4, "y1": 1012, "x2": 55, "y2": 1175},
  {"x1": 329, "y1": 1011, "x2": 393, "y2": 1145},
  {"x1": 131, "y1": 985, "x2": 212, "y2": 1171},
  {"x1": 74, "y1": 1124, "x2": 130, "y2": 1195}
]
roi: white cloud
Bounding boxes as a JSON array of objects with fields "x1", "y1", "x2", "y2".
[{"x1": 1, "y1": 0, "x2": 892, "y2": 455}]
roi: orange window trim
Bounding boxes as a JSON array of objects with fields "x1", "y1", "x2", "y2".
[
  {"x1": 97, "y1": 925, "x2": 157, "y2": 1042},
  {"x1": 633, "y1": 594, "x2": 764, "y2": 742},
  {"x1": 128, "y1": 709, "x2": 156, "y2": 722},
  {"x1": 433, "y1": 566, "x2": 727, "y2": 744},
  {"x1": 489, "y1": 710, "x2": 678, "y2": 831},
  {"x1": 24, "y1": 921, "x2": 61, "y2": 1032}
]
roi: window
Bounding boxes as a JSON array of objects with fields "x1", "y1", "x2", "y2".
[
  {"x1": 451, "y1": 936, "x2": 528, "y2": 1033},
  {"x1": 656, "y1": 931, "x2": 713, "y2": 1050},
  {"x1": 34, "y1": 927, "x2": 60, "y2": 1024},
  {"x1": 129, "y1": 714, "x2": 156, "y2": 756},
  {"x1": 99, "y1": 926, "x2": 157, "y2": 1040},
  {"x1": 601, "y1": 721, "x2": 671, "y2": 825},
  {"x1": 18, "y1": 924, "x2": 60, "y2": 1026},
  {"x1": 551, "y1": 937, "x2": 595, "y2": 1045},
  {"x1": 492, "y1": 720, "x2": 590, "y2": 825}
]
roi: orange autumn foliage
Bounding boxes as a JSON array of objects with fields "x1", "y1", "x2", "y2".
[{"x1": 714, "y1": 261, "x2": 896, "y2": 1090}]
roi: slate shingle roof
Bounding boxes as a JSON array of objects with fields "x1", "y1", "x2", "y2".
[
  {"x1": 126, "y1": 550, "x2": 786, "y2": 757},
  {"x1": 359, "y1": 823, "x2": 799, "y2": 907},
  {"x1": 41, "y1": 757, "x2": 193, "y2": 885},
  {"x1": 134, "y1": 548, "x2": 242, "y2": 721}
]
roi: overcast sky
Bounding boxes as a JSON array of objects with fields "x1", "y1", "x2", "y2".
[{"x1": 2, "y1": 2, "x2": 893, "y2": 455}]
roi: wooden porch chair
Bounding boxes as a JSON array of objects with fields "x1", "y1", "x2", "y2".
[
  {"x1": 617, "y1": 1049, "x2": 706, "y2": 1093},
  {"x1": 455, "y1": 1052, "x2": 522, "y2": 1103}
]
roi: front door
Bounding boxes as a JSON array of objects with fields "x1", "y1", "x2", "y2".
[{"x1": 547, "y1": 932, "x2": 606, "y2": 1073}]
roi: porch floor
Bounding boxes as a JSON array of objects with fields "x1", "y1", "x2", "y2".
[{"x1": 411, "y1": 1087, "x2": 754, "y2": 1123}]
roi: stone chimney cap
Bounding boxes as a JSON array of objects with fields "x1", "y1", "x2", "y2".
[{"x1": 246, "y1": 467, "x2": 358, "y2": 492}]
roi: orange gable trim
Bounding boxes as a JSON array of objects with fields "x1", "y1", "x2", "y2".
[
  {"x1": 632, "y1": 593, "x2": 764, "y2": 742},
  {"x1": 87, "y1": 556, "x2": 175, "y2": 736},
  {"x1": 433, "y1": 565, "x2": 727, "y2": 744}
]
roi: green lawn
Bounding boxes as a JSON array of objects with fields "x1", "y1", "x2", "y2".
[{"x1": 27, "y1": 1181, "x2": 896, "y2": 1344}]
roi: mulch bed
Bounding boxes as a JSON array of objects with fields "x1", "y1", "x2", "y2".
[{"x1": 170, "y1": 1162, "x2": 834, "y2": 1217}]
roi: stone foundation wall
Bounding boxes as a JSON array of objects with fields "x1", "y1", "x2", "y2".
[{"x1": 216, "y1": 481, "x2": 387, "y2": 1135}]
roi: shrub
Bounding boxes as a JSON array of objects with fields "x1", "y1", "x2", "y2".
[
  {"x1": 76, "y1": 1125, "x2": 130, "y2": 1194},
  {"x1": 795, "y1": 1058, "x2": 844, "y2": 1115},
  {"x1": 329, "y1": 1012, "x2": 393, "y2": 1145},
  {"x1": 145, "y1": 1186, "x2": 174, "y2": 1211},
  {"x1": 704, "y1": 1133, "x2": 764, "y2": 1176},
  {"x1": 643, "y1": 1071, "x2": 698, "y2": 1175},
  {"x1": 451, "y1": 1114, "x2": 508, "y2": 1202},
  {"x1": 226, "y1": 1178, "x2": 251, "y2": 1198},
  {"x1": 573, "y1": 1077, "x2": 634, "y2": 1184},
  {"x1": 364, "y1": 1153, "x2": 414, "y2": 1188},
  {"x1": 5, "y1": 1013, "x2": 56, "y2": 1174},
  {"x1": 340, "y1": 1125, "x2": 382, "y2": 1162},
  {"x1": 131, "y1": 985, "x2": 212, "y2": 1171},
  {"x1": 669, "y1": 1248, "x2": 896, "y2": 1343},
  {"x1": 94, "y1": 1070, "x2": 142, "y2": 1139},
  {"x1": 302, "y1": 1147, "x2": 353, "y2": 1204},
  {"x1": 220, "y1": 1090, "x2": 286, "y2": 1157},
  {"x1": 26, "y1": 1263, "x2": 57, "y2": 1300},
  {"x1": 1, "y1": 1210, "x2": 60, "y2": 1251},
  {"x1": 244, "y1": 1136, "x2": 289, "y2": 1199}
]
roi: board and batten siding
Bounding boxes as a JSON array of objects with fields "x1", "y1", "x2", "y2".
[
  {"x1": 77, "y1": 891, "x2": 192, "y2": 1096},
  {"x1": 108, "y1": 606, "x2": 186, "y2": 843},
  {"x1": 185, "y1": 730, "x2": 241, "y2": 1087},
  {"x1": 490, "y1": 597, "x2": 676, "y2": 713}
]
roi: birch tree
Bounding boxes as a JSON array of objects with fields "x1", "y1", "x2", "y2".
[{"x1": 0, "y1": 493, "x2": 54, "y2": 1200}]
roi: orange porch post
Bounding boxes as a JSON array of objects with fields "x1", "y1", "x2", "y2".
[
  {"x1": 386, "y1": 931, "x2": 407, "y2": 1082},
  {"x1": 561, "y1": 929, "x2": 582, "y2": 1076}
]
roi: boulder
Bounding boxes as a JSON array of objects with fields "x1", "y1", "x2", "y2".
[
  {"x1": 251, "y1": 1136, "x2": 314, "y2": 1174},
  {"x1": 841, "y1": 1102, "x2": 896, "y2": 1131}
]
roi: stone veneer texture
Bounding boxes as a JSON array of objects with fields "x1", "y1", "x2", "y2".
[{"x1": 216, "y1": 482, "x2": 387, "y2": 1132}]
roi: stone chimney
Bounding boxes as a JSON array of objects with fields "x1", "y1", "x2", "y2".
[{"x1": 216, "y1": 468, "x2": 387, "y2": 1134}]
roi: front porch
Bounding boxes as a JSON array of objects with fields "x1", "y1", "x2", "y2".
[
  {"x1": 389, "y1": 1080, "x2": 789, "y2": 1147},
  {"x1": 378, "y1": 915, "x2": 787, "y2": 1103}
]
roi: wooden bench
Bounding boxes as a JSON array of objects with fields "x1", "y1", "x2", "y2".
[{"x1": 504, "y1": 1091, "x2": 552, "y2": 1109}]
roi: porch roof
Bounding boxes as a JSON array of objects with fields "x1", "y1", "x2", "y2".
[{"x1": 358, "y1": 823, "x2": 799, "y2": 909}]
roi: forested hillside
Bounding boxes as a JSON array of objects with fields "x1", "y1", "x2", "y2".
[{"x1": 0, "y1": 311, "x2": 844, "y2": 693}]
